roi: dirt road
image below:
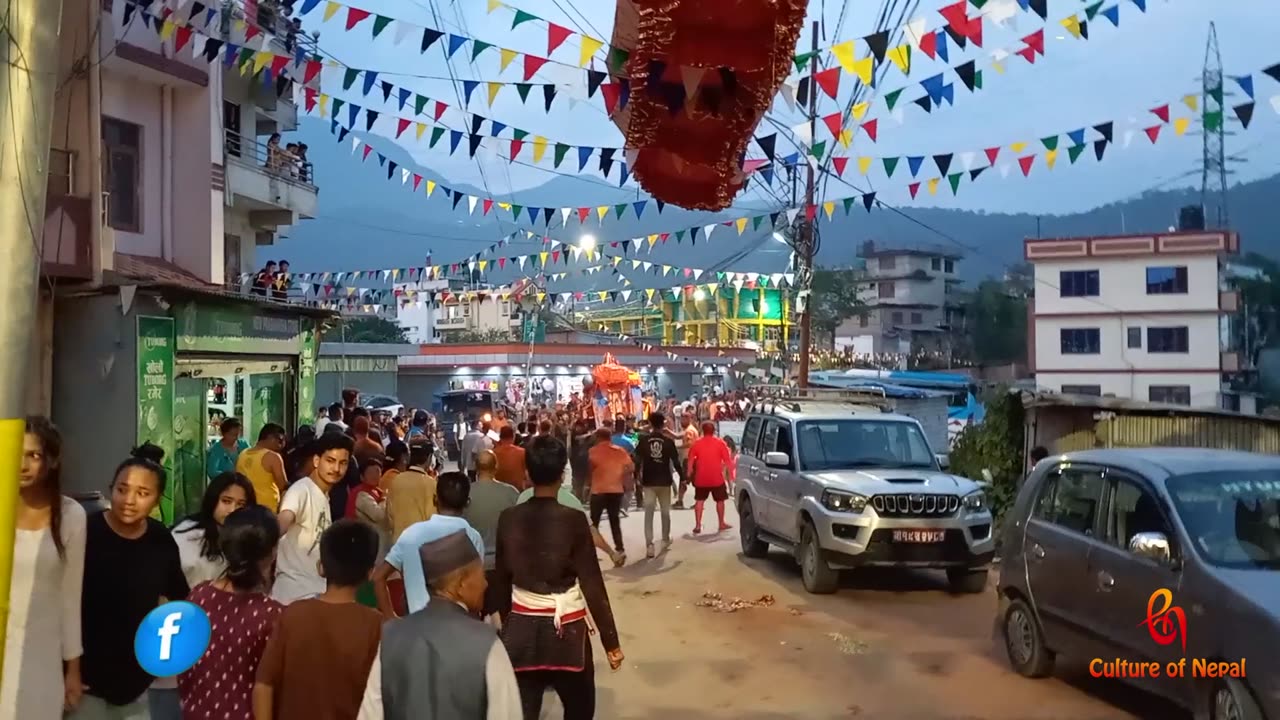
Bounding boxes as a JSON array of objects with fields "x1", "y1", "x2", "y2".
[{"x1": 546, "y1": 503, "x2": 1185, "y2": 720}]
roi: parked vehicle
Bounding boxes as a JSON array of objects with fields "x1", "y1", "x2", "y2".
[
  {"x1": 998, "y1": 448, "x2": 1279, "y2": 720},
  {"x1": 362, "y1": 393, "x2": 404, "y2": 417},
  {"x1": 735, "y1": 387, "x2": 995, "y2": 594},
  {"x1": 433, "y1": 390, "x2": 499, "y2": 461}
]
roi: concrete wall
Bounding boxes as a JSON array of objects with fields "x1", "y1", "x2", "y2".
[
  {"x1": 1033, "y1": 255, "x2": 1221, "y2": 315},
  {"x1": 100, "y1": 74, "x2": 163, "y2": 257},
  {"x1": 1035, "y1": 371, "x2": 1223, "y2": 407},
  {"x1": 1033, "y1": 314, "x2": 1222, "y2": 373}
]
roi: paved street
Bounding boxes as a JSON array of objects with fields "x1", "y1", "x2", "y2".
[{"x1": 546, "y1": 500, "x2": 1187, "y2": 720}]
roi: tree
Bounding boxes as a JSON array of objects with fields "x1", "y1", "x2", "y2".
[
  {"x1": 809, "y1": 267, "x2": 866, "y2": 348},
  {"x1": 964, "y1": 280, "x2": 1027, "y2": 366},
  {"x1": 443, "y1": 328, "x2": 514, "y2": 343},
  {"x1": 949, "y1": 387, "x2": 1025, "y2": 524},
  {"x1": 336, "y1": 316, "x2": 408, "y2": 344}
]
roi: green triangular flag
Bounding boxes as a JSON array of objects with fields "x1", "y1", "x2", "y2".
[
  {"x1": 793, "y1": 52, "x2": 816, "y2": 72},
  {"x1": 1084, "y1": 1, "x2": 1103, "y2": 19},
  {"x1": 512, "y1": 10, "x2": 538, "y2": 28},
  {"x1": 970, "y1": 0, "x2": 988, "y2": 6},
  {"x1": 1067, "y1": 144, "x2": 1086, "y2": 164},
  {"x1": 752, "y1": 215, "x2": 764, "y2": 231},
  {"x1": 809, "y1": 140, "x2": 826, "y2": 159},
  {"x1": 515, "y1": 84, "x2": 532, "y2": 102},
  {"x1": 332, "y1": 98, "x2": 345, "y2": 117},
  {"x1": 511, "y1": 204, "x2": 523, "y2": 218},
  {"x1": 884, "y1": 88, "x2": 904, "y2": 111},
  {"x1": 677, "y1": 230, "x2": 687, "y2": 242},
  {"x1": 614, "y1": 204, "x2": 627, "y2": 219},
  {"x1": 413, "y1": 94, "x2": 428, "y2": 115},
  {"x1": 471, "y1": 41, "x2": 492, "y2": 61},
  {"x1": 948, "y1": 173, "x2": 962, "y2": 194},
  {"x1": 1204, "y1": 110, "x2": 1223, "y2": 131},
  {"x1": 429, "y1": 126, "x2": 445, "y2": 148},
  {"x1": 1041, "y1": 135, "x2": 1059, "y2": 151},
  {"x1": 371, "y1": 15, "x2": 392, "y2": 38},
  {"x1": 512, "y1": 129, "x2": 529, "y2": 141},
  {"x1": 606, "y1": 47, "x2": 630, "y2": 74},
  {"x1": 343, "y1": 68, "x2": 359, "y2": 90},
  {"x1": 553, "y1": 143, "x2": 569, "y2": 167},
  {"x1": 883, "y1": 156, "x2": 899, "y2": 177},
  {"x1": 843, "y1": 197, "x2": 856, "y2": 214},
  {"x1": 237, "y1": 46, "x2": 255, "y2": 68},
  {"x1": 973, "y1": 70, "x2": 983, "y2": 90},
  {"x1": 715, "y1": 271, "x2": 725, "y2": 281}
]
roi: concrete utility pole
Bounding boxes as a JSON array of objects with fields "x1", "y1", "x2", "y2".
[
  {"x1": 796, "y1": 20, "x2": 819, "y2": 388},
  {"x1": 0, "y1": 0, "x2": 66, "y2": 682}
]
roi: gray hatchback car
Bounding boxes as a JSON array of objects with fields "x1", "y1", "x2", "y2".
[{"x1": 998, "y1": 448, "x2": 1279, "y2": 720}]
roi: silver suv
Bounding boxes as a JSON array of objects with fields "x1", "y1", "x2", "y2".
[{"x1": 735, "y1": 388, "x2": 995, "y2": 594}]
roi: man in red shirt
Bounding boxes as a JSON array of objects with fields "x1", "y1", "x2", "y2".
[{"x1": 686, "y1": 421, "x2": 733, "y2": 535}]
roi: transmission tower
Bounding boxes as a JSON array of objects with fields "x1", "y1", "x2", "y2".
[{"x1": 1201, "y1": 22, "x2": 1229, "y2": 228}]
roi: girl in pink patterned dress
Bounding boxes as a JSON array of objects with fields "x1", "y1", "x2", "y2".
[{"x1": 178, "y1": 506, "x2": 282, "y2": 719}]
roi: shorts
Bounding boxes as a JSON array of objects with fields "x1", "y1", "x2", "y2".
[{"x1": 694, "y1": 484, "x2": 728, "y2": 502}]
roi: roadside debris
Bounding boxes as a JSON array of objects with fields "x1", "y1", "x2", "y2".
[
  {"x1": 827, "y1": 632, "x2": 871, "y2": 655},
  {"x1": 694, "y1": 591, "x2": 776, "y2": 613}
]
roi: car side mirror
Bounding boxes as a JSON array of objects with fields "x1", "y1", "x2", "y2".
[
  {"x1": 1128, "y1": 532, "x2": 1172, "y2": 565},
  {"x1": 764, "y1": 451, "x2": 790, "y2": 468},
  {"x1": 935, "y1": 453, "x2": 950, "y2": 470}
]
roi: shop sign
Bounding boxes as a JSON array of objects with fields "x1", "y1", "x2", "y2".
[
  {"x1": 137, "y1": 315, "x2": 177, "y2": 524},
  {"x1": 297, "y1": 318, "x2": 318, "y2": 422},
  {"x1": 520, "y1": 314, "x2": 545, "y2": 342},
  {"x1": 175, "y1": 302, "x2": 302, "y2": 354}
]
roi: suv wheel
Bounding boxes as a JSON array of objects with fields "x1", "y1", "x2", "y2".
[
  {"x1": 1002, "y1": 598, "x2": 1054, "y2": 678},
  {"x1": 946, "y1": 568, "x2": 989, "y2": 594},
  {"x1": 799, "y1": 521, "x2": 839, "y2": 594},
  {"x1": 737, "y1": 496, "x2": 769, "y2": 559},
  {"x1": 1211, "y1": 679, "x2": 1264, "y2": 720}
]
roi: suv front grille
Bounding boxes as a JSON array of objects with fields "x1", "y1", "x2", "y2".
[{"x1": 871, "y1": 493, "x2": 959, "y2": 517}]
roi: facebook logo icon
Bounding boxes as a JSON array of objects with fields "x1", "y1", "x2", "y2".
[{"x1": 134, "y1": 601, "x2": 211, "y2": 678}]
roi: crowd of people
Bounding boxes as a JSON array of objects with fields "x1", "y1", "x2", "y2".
[
  {"x1": 3, "y1": 389, "x2": 739, "y2": 720},
  {"x1": 263, "y1": 134, "x2": 312, "y2": 183}
]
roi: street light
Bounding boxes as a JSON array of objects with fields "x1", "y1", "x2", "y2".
[{"x1": 579, "y1": 233, "x2": 597, "y2": 250}]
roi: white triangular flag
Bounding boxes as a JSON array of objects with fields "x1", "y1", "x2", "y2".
[
  {"x1": 120, "y1": 285, "x2": 137, "y2": 315},
  {"x1": 959, "y1": 151, "x2": 976, "y2": 171},
  {"x1": 999, "y1": 163, "x2": 1013, "y2": 178},
  {"x1": 902, "y1": 17, "x2": 928, "y2": 46},
  {"x1": 393, "y1": 20, "x2": 415, "y2": 46},
  {"x1": 692, "y1": 268, "x2": 703, "y2": 280},
  {"x1": 401, "y1": 168, "x2": 410, "y2": 184},
  {"x1": 703, "y1": 224, "x2": 717, "y2": 239},
  {"x1": 467, "y1": 196, "x2": 478, "y2": 214},
  {"x1": 787, "y1": 208, "x2": 800, "y2": 225},
  {"x1": 560, "y1": 207, "x2": 571, "y2": 226},
  {"x1": 778, "y1": 81, "x2": 797, "y2": 111},
  {"x1": 792, "y1": 122, "x2": 813, "y2": 147},
  {"x1": 1123, "y1": 129, "x2": 1135, "y2": 148}
]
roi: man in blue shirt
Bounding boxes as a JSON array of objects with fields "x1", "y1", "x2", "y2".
[
  {"x1": 372, "y1": 471, "x2": 484, "y2": 616},
  {"x1": 610, "y1": 417, "x2": 635, "y2": 454}
]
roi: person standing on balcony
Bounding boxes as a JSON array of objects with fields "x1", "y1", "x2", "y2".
[
  {"x1": 271, "y1": 260, "x2": 291, "y2": 301},
  {"x1": 265, "y1": 133, "x2": 283, "y2": 172},
  {"x1": 252, "y1": 260, "x2": 277, "y2": 296}
]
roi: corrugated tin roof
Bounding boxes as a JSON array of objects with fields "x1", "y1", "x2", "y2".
[{"x1": 1019, "y1": 389, "x2": 1280, "y2": 424}]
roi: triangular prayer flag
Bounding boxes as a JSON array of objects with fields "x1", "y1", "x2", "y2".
[
  {"x1": 884, "y1": 88, "x2": 904, "y2": 111},
  {"x1": 1233, "y1": 102, "x2": 1254, "y2": 129},
  {"x1": 1067, "y1": 144, "x2": 1086, "y2": 163},
  {"x1": 908, "y1": 182, "x2": 920, "y2": 199},
  {"x1": 832, "y1": 157, "x2": 848, "y2": 177},
  {"x1": 512, "y1": 10, "x2": 538, "y2": 27},
  {"x1": 447, "y1": 34, "x2": 467, "y2": 58},
  {"x1": 523, "y1": 55, "x2": 549, "y2": 81},
  {"x1": 371, "y1": 14, "x2": 392, "y2": 38},
  {"x1": 345, "y1": 7, "x2": 371, "y2": 30},
  {"x1": 864, "y1": 30, "x2": 889, "y2": 63},
  {"x1": 814, "y1": 68, "x2": 840, "y2": 99},
  {"x1": 579, "y1": 37, "x2": 604, "y2": 67},
  {"x1": 883, "y1": 157, "x2": 899, "y2": 177},
  {"x1": 948, "y1": 173, "x2": 962, "y2": 194},
  {"x1": 861, "y1": 119, "x2": 878, "y2": 141},
  {"x1": 1151, "y1": 104, "x2": 1170, "y2": 123},
  {"x1": 421, "y1": 29, "x2": 443, "y2": 53},
  {"x1": 1144, "y1": 125, "x2": 1161, "y2": 143},
  {"x1": 1018, "y1": 155, "x2": 1035, "y2": 176}
]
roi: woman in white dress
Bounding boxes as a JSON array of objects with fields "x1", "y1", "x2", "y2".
[{"x1": 0, "y1": 416, "x2": 87, "y2": 719}]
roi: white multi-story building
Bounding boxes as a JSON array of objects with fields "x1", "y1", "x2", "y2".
[
  {"x1": 1026, "y1": 230, "x2": 1249, "y2": 411},
  {"x1": 834, "y1": 242, "x2": 964, "y2": 356},
  {"x1": 395, "y1": 279, "x2": 524, "y2": 343}
]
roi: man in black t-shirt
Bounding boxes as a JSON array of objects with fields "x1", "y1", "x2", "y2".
[{"x1": 632, "y1": 412, "x2": 685, "y2": 558}]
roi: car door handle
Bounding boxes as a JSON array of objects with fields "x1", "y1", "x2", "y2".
[
  {"x1": 1030, "y1": 543, "x2": 1045, "y2": 561},
  {"x1": 767, "y1": 472, "x2": 779, "y2": 480},
  {"x1": 1096, "y1": 571, "x2": 1114, "y2": 592}
]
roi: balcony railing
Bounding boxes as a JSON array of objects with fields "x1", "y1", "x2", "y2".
[
  {"x1": 436, "y1": 315, "x2": 468, "y2": 329},
  {"x1": 224, "y1": 130, "x2": 315, "y2": 186}
]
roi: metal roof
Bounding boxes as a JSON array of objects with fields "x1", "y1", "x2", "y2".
[{"x1": 1053, "y1": 447, "x2": 1280, "y2": 477}]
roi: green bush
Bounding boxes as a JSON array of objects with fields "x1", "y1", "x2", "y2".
[{"x1": 949, "y1": 388, "x2": 1025, "y2": 521}]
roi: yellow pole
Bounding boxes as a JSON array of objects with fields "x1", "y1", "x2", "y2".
[{"x1": 0, "y1": 0, "x2": 65, "y2": 684}]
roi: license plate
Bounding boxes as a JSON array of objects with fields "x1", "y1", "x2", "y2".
[{"x1": 893, "y1": 529, "x2": 945, "y2": 543}]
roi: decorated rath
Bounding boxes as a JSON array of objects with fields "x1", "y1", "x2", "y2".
[{"x1": 586, "y1": 353, "x2": 644, "y2": 426}]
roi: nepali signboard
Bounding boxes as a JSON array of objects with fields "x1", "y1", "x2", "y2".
[
  {"x1": 137, "y1": 315, "x2": 176, "y2": 524},
  {"x1": 175, "y1": 302, "x2": 302, "y2": 354}
]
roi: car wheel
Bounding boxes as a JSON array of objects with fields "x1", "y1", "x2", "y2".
[
  {"x1": 738, "y1": 496, "x2": 769, "y2": 559},
  {"x1": 1211, "y1": 679, "x2": 1264, "y2": 720},
  {"x1": 799, "y1": 521, "x2": 839, "y2": 594},
  {"x1": 947, "y1": 568, "x2": 989, "y2": 594},
  {"x1": 1002, "y1": 598, "x2": 1054, "y2": 678}
]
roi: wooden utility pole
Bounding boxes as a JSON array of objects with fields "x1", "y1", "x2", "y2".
[{"x1": 796, "y1": 20, "x2": 819, "y2": 388}]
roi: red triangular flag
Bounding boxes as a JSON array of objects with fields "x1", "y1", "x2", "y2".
[
  {"x1": 412, "y1": 174, "x2": 423, "y2": 191},
  {"x1": 963, "y1": 15, "x2": 983, "y2": 47},
  {"x1": 304, "y1": 87, "x2": 317, "y2": 113},
  {"x1": 304, "y1": 60, "x2": 322, "y2": 84},
  {"x1": 814, "y1": 67, "x2": 840, "y2": 99},
  {"x1": 483, "y1": 199, "x2": 494, "y2": 215},
  {"x1": 805, "y1": 205, "x2": 817, "y2": 221},
  {"x1": 600, "y1": 83, "x2": 622, "y2": 114},
  {"x1": 985, "y1": 147, "x2": 1000, "y2": 165},
  {"x1": 861, "y1": 119, "x2": 878, "y2": 142},
  {"x1": 551, "y1": 250, "x2": 561, "y2": 263},
  {"x1": 498, "y1": 257, "x2": 506, "y2": 269},
  {"x1": 547, "y1": 23, "x2": 573, "y2": 56},
  {"x1": 433, "y1": 101, "x2": 448, "y2": 121},
  {"x1": 1018, "y1": 155, "x2": 1035, "y2": 176},
  {"x1": 362, "y1": 145, "x2": 374, "y2": 160},
  {"x1": 832, "y1": 157, "x2": 849, "y2": 177},
  {"x1": 345, "y1": 7, "x2": 371, "y2": 30},
  {"x1": 660, "y1": 233, "x2": 670, "y2": 243},
  {"x1": 1023, "y1": 29, "x2": 1044, "y2": 56},
  {"x1": 523, "y1": 55, "x2": 549, "y2": 81},
  {"x1": 918, "y1": 30, "x2": 937, "y2": 59},
  {"x1": 1016, "y1": 46, "x2": 1036, "y2": 64},
  {"x1": 908, "y1": 182, "x2": 920, "y2": 199},
  {"x1": 822, "y1": 112, "x2": 843, "y2": 138},
  {"x1": 938, "y1": 1, "x2": 969, "y2": 30},
  {"x1": 1151, "y1": 105, "x2": 1170, "y2": 123},
  {"x1": 577, "y1": 207, "x2": 590, "y2": 223},
  {"x1": 270, "y1": 54, "x2": 289, "y2": 75},
  {"x1": 395, "y1": 118, "x2": 411, "y2": 138},
  {"x1": 509, "y1": 139, "x2": 524, "y2": 160},
  {"x1": 244, "y1": 25, "x2": 261, "y2": 43},
  {"x1": 174, "y1": 26, "x2": 193, "y2": 53},
  {"x1": 1144, "y1": 125, "x2": 1161, "y2": 143}
]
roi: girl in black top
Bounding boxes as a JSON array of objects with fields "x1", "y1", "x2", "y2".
[{"x1": 77, "y1": 445, "x2": 189, "y2": 716}]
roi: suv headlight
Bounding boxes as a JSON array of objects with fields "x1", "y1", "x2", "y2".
[
  {"x1": 963, "y1": 490, "x2": 986, "y2": 512},
  {"x1": 821, "y1": 489, "x2": 868, "y2": 513}
]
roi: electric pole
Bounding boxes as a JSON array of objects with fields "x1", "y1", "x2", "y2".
[
  {"x1": 0, "y1": 0, "x2": 66, "y2": 681},
  {"x1": 796, "y1": 19, "x2": 819, "y2": 388}
]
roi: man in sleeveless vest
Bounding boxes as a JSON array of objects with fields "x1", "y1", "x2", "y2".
[{"x1": 357, "y1": 531, "x2": 520, "y2": 719}]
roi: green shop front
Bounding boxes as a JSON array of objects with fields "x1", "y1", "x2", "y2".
[{"x1": 53, "y1": 287, "x2": 331, "y2": 526}]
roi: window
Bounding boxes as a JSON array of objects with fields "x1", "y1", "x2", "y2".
[
  {"x1": 1147, "y1": 326, "x2": 1188, "y2": 353},
  {"x1": 1060, "y1": 270, "x2": 1100, "y2": 297},
  {"x1": 910, "y1": 312, "x2": 923, "y2": 325},
  {"x1": 102, "y1": 117, "x2": 142, "y2": 232},
  {"x1": 1060, "y1": 328, "x2": 1101, "y2": 354},
  {"x1": 500, "y1": 300, "x2": 511, "y2": 317},
  {"x1": 859, "y1": 314, "x2": 869, "y2": 328},
  {"x1": 1033, "y1": 466, "x2": 1106, "y2": 535},
  {"x1": 944, "y1": 259, "x2": 955, "y2": 273},
  {"x1": 891, "y1": 311, "x2": 904, "y2": 325},
  {"x1": 1105, "y1": 477, "x2": 1173, "y2": 555},
  {"x1": 878, "y1": 281, "x2": 896, "y2": 299},
  {"x1": 223, "y1": 234, "x2": 241, "y2": 282},
  {"x1": 1146, "y1": 266, "x2": 1188, "y2": 294},
  {"x1": 1060, "y1": 385, "x2": 1102, "y2": 396},
  {"x1": 462, "y1": 302, "x2": 471, "y2": 317},
  {"x1": 879, "y1": 256, "x2": 896, "y2": 270},
  {"x1": 223, "y1": 101, "x2": 241, "y2": 157},
  {"x1": 931, "y1": 258, "x2": 942, "y2": 271},
  {"x1": 1127, "y1": 327, "x2": 1142, "y2": 349},
  {"x1": 741, "y1": 417, "x2": 763, "y2": 457},
  {"x1": 1149, "y1": 385, "x2": 1191, "y2": 405},
  {"x1": 761, "y1": 420, "x2": 793, "y2": 467}
]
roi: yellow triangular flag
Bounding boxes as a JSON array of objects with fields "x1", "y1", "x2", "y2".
[
  {"x1": 536, "y1": 292, "x2": 546, "y2": 303},
  {"x1": 253, "y1": 51, "x2": 273, "y2": 74},
  {"x1": 735, "y1": 217, "x2": 748, "y2": 235},
  {"x1": 612, "y1": 256, "x2": 621, "y2": 266},
  {"x1": 415, "y1": 122, "x2": 427, "y2": 140},
  {"x1": 631, "y1": 259, "x2": 640, "y2": 269},
  {"x1": 579, "y1": 37, "x2": 604, "y2": 68},
  {"x1": 887, "y1": 45, "x2": 911, "y2": 74},
  {"x1": 830, "y1": 41, "x2": 857, "y2": 74},
  {"x1": 851, "y1": 56, "x2": 874, "y2": 85},
  {"x1": 487, "y1": 0, "x2": 503, "y2": 13},
  {"x1": 596, "y1": 206, "x2": 609, "y2": 221},
  {"x1": 1061, "y1": 16, "x2": 1082, "y2": 39},
  {"x1": 318, "y1": 94, "x2": 330, "y2": 116},
  {"x1": 927, "y1": 177, "x2": 939, "y2": 195},
  {"x1": 645, "y1": 288, "x2": 655, "y2": 302},
  {"x1": 478, "y1": 260, "x2": 488, "y2": 272},
  {"x1": 648, "y1": 235, "x2": 658, "y2": 248},
  {"x1": 1010, "y1": 141, "x2": 1028, "y2": 153},
  {"x1": 1174, "y1": 117, "x2": 1190, "y2": 136},
  {"x1": 499, "y1": 48, "x2": 518, "y2": 72},
  {"x1": 160, "y1": 20, "x2": 176, "y2": 41},
  {"x1": 532, "y1": 136, "x2": 548, "y2": 163},
  {"x1": 538, "y1": 252, "x2": 548, "y2": 266},
  {"x1": 823, "y1": 201, "x2": 835, "y2": 220},
  {"x1": 1045, "y1": 149, "x2": 1059, "y2": 170},
  {"x1": 1182, "y1": 94, "x2": 1199, "y2": 112},
  {"x1": 426, "y1": 180, "x2": 437, "y2": 196},
  {"x1": 486, "y1": 82, "x2": 502, "y2": 106},
  {"x1": 857, "y1": 156, "x2": 873, "y2": 175},
  {"x1": 598, "y1": 291, "x2": 608, "y2": 302},
  {"x1": 838, "y1": 129, "x2": 853, "y2": 148},
  {"x1": 849, "y1": 101, "x2": 870, "y2": 120},
  {"x1": 991, "y1": 59, "x2": 1007, "y2": 75},
  {"x1": 498, "y1": 203, "x2": 511, "y2": 210},
  {"x1": 323, "y1": 1, "x2": 341, "y2": 22}
]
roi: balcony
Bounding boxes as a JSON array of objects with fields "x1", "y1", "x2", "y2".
[
  {"x1": 223, "y1": 130, "x2": 317, "y2": 227},
  {"x1": 41, "y1": 149, "x2": 92, "y2": 280},
  {"x1": 436, "y1": 316, "x2": 468, "y2": 329}
]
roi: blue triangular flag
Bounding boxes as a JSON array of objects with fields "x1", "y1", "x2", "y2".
[
  {"x1": 940, "y1": 83, "x2": 954, "y2": 106},
  {"x1": 205, "y1": 7, "x2": 218, "y2": 27},
  {"x1": 397, "y1": 88, "x2": 411, "y2": 111},
  {"x1": 490, "y1": 121, "x2": 507, "y2": 137},
  {"x1": 577, "y1": 146, "x2": 593, "y2": 171},
  {"x1": 1016, "y1": 0, "x2": 1029, "y2": 8},
  {"x1": 527, "y1": 206, "x2": 539, "y2": 224},
  {"x1": 262, "y1": 67, "x2": 274, "y2": 88},
  {"x1": 759, "y1": 166, "x2": 775, "y2": 186},
  {"x1": 462, "y1": 80, "x2": 479, "y2": 105},
  {"x1": 361, "y1": 71, "x2": 378, "y2": 96},
  {"x1": 1233, "y1": 75, "x2": 1255, "y2": 99},
  {"x1": 347, "y1": 104, "x2": 360, "y2": 128},
  {"x1": 1100, "y1": 4, "x2": 1120, "y2": 25},
  {"x1": 618, "y1": 163, "x2": 630, "y2": 187},
  {"x1": 447, "y1": 34, "x2": 468, "y2": 58},
  {"x1": 449, "y1": 130, "x2": 463, "y2": 154},
  {"x1": 936, "y1": 30, "x2": 949, "y2": 63},
  {"x1": 633, "y1": 200, "x2": 647, "y2": 217},
  {"x1": 782, "y1": 152, "x2": 800, "y2": 167},
  {"x1": 920, "y1": 73, "x2": 947, "y2": 105},
  {"x1": 223, "y1": 43, "x2": 239, "y2": 68},
  {"x1": 1067, "y1": 128, "x2": 1086, "y2": 146},
  {"x1": 330, "y1": 117, "x2": 339, "y2": 134},
  {"x1": 376, "y1": 153, "x2": 386, "y2": 167},
  {"x1": 1130, "y1": 0, "x2": 1145, "y2": 11},
  {"x1": 907, "y1": 156, "x2": 925, "y2": 177},
  {"x1": 300, "y1": 0, "x2": 321, "y2": 13},
  {"x1": 294, "y1": 44, "x2": 307, "y2": 67}
]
